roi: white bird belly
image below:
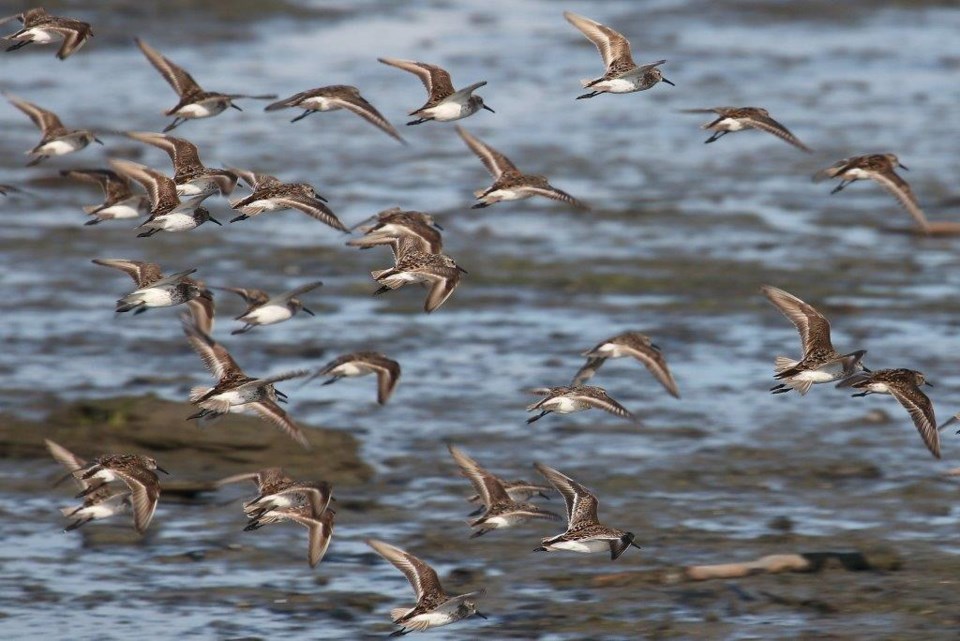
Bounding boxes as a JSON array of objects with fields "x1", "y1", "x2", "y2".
[
  {"x1": 714, "y1": 118, "x2": 745, "y2": 132},
  {"x1": 594, "y1": 78, "x2": 638, "y2": 93},
  {"x1": 843, "y1": 168, "x2": 872, "y2": 180},
  {"x1": 483, "y1": 188, "x2": 525, "y2": 203},
  {"x1": 175, "y1": 103, "x2": 221, "y2": 118},
  {"x1": 243, "y1": 305, "x2": 293, "y2": 326},
  {"x1": 408, "y1": 612, "x2": 454, "y2": 628},
  {"x1": 127, "y1": 287, "x2": 176, "y2": 307},
  {"x1": 210, "y1": 390, "x2": 252, "y2": 406},
  {"x1": 24, "y1": 28, "x2": 57, "y2": 44},
  {"x1": 301, "y1": 96, "x2": 338, "y2": 111},
  {"x1": 330, "y1": 362, "x2": 370, "y2": 378},
  {"x1": 423, "y1": 100, "x2": 467, "y2": 121},
  {"x1": 36, "y1": 139, "x2": 80, "y2": 156},
  {"x1": 241, "y1": 199, "x2": 283, "y2": 215},
  {"x1": 549, "y1": 539, "x2": 610, "y2": 553},
  {"x1": 543, "y1": 397, "x2": 583, "y2": 414},
  {"x1": 97, "y1": 203, "x2": 142, "y2": 220},
  {"x1": 152, "y1": 213, "x2": 198, "y2": 232}
]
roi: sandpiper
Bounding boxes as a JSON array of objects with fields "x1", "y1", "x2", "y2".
[
  {"x1": 680, "y1": 106, "x2": 811, "y2": 151},
  {"x1": 838, "y1": 368, "x2": 939, "y2": 459},
  {"x1": 45, "y1": 439, "x2": 131, "y2": 532},
  {"x1": 216, "y1": 467, "x2": 291, "y2": 515},
  {"x1": 60, "y1": 169, "x2": 150, "y2": 225},
  {"x1": 378, "y1": 57, "x2": 493, "y2": 125},
  {"x1": 761, "y1": 285, "x2": 867, "y2": 395},
  {"x1": 563, "y1": 11, "x2": 673, "y2": 99},
  {"x1": 179, "y1": 280, "x2": 216, "y2": 336},
  {"x1": 534, "y1": 462, "x2": 642, "y2": 559},
  {"x1": 1, "y1": 8, "x2": 93, "y2": 60},
  {"x1": 181, "y1": 314, "x2": 311, "y2": 448},
  {"x1": 108, "y1": 158, "x2": 222, "y2": 237},
  {"x1": 939, "y1": 413, "x2": 960, "y2": 434},
  {"x1": 135, "y1": 38, "x2": 276, "y2": 132},
  {"x1": 526, "y1": 385, "x2": 634, "y2": 423},
  {"x1": 466, "y1": 478, "x2": 553, "y2": 516},
  {"x1": 229, "y1": 174, "x2": 347, "y2": 232},
  {"x1": 244, "y1": 505, "x2": 335, "y2": 568},
  {"x1": 5, "y1": 93, "x2": 101, "y2": 165},
  {"x1": 353, "y1": 208, "x2": 442, "y2": 234},
  {"x1": 573, "y1": 331, "x2": 680, "y2": 398},
  {"x1": 308, "y1": 352, "x2": 401, "y2": 405},
  {"x1": 456, "y1": 126, "x2": 590, "y2": 210},
  {"x1": 347, "y1": 208, "x2": 443, "y2": 255},
  {"x1": 247, "y1": 480, "x2": 333, "y2": 521},
  {"x1": 214, "y1": 280, "x2": 323, "y2": 335},
  {"x1": 813, "y1": 154, "x2": 928, "y2": 232},
  {"x1": 125, "y1": 131, "x2": 238, "y2": 205},
  {"x1": 372, "y1": 249, "x2": 466, "y2": 313},
  {"x1": 265, "y1": 85, "x2": 405, "y2": 143},
  {"x1": 366, "y1": 538, "x2": 488, "y2": 636},
  {"x1": 92, "y1": 258, "x2": 210, "y2": 315},
  {"x1": 222, "y1": 471, "x2": 332, "y2": 521},
  {"x1": 448, "y1": 445, "x2": 562, "y2": 538},
  {"x1": 75, "y1": 454, "x2": 167, "y2": 534}
]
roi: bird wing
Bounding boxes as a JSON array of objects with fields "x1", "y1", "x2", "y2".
[
  {"x1": 455, "y1": 125, "x2": 518, "y2": 179},
  {"x1": 366, "y1": 539, "x2": 445, "y2": 602},
  {"x1": 888, "y1": 383, "x2": 940, "y2": 459},
  {"x1": 760, "y1": 285, "x2": 835, "y2": 354},
  {"x1": 448, "y1": 445, "x2": 512, "y2": 507},
  {"x1": 378, "y1": 58, "x2": 455, "y2": 101},
  {"x1": 108, "y1": 158, "x2": 180, "y2": 212},
  {"x1": 534, "y1": 463, "x2": 600, "y2": 527},
  {"x1": 125, "y1": 131, "x2": 205, "y2": 176},
  {"x1": 870, "y1": 170, "x2": 929, "y2": 231},
  {"x1": 247, "y1": 399, "x2": 310, "y2": 449},
  {"x1": 6, "y1": 93, "x2": 67, "y2": 138},
  {"x1": 92, "y1": 258, "x2": 165, "y2": 288},
  {"x1": 331, "y1": 92, "x2": 406, "y2": 144},
  {"x1": 563, "y1": 11, "x2": 635, "y2": 70},
  {"x1": 181, "y1": 314, "x2": 245, "y2": 382},
  {"x1": 136, "y1": 37, "x2": 203, "y2": 97},
  {"x1": 741, "y1": 112, "x2": 812, "y2": 152},
  {"x1": 275, "y1": 196, "x2": 349, "y2": 232}
]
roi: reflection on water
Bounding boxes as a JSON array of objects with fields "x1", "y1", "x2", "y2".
[{"x1": 1, "y1": 0, "x2": 959, "y2": 639}]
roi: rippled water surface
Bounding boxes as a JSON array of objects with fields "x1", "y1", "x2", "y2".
[{"x1": 2, "y1": 1, "x2": 960, "y2": 639}]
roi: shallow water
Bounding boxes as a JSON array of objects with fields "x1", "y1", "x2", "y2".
[{"x1": 2, "y1": 0, "x2": 960, "y2": 639}]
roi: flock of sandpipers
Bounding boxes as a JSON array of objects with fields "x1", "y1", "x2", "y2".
[{"x1": 3, "y1": 6, "x2": 957, "y2": 636}]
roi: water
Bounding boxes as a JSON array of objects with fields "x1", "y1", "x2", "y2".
[{"x1": 2, "y1": 0, "x2": 960, "y2": 639}]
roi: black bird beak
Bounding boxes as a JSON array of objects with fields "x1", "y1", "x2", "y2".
[
  {"x1": 229, "y1": 214, "x2": 247, "y2": 223},
  {"x1": 474, "y1": 611, "x2": 489, "y2": 620},
  {"x1": 482, "y1": 104, "x2": 495, "y2": 113},
  {"x1": 231, "y1": 103, "x2": 243, "y2": 111},
  {"x1": 156, "y1": 466, "x2": 170, "y2": 475},
  {"x1": 898, "y1": 163, "x2": 909, "y2": 171},
  {"x1": 661, "y1": 77, "x2": 676, "y2": 86},
  {"x1": 208, "y1": 216, "x2": 223, "y2": 226},
  {"x1": 924, "y1": 381, "x2": 934, "y2": 387},
  {"x1": 302, "y1": 307, "x2": 316, "y2": 316},
  {"x1": 538, "y1": 491, "x2": 551, "y2": 500},
  {"x1": 458, "y1": 266, "x2": 469, "y2": 274},
  {"x1": 650, "y1": 343, "x2": 661, "y2": 351},
  {"x1": 94, "y1": 137, "x2": 104, "y2": 145}
]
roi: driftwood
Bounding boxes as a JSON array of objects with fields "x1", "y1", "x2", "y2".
[{"x1": 591, "y1": 549, "x2": 900, "y2": 587}]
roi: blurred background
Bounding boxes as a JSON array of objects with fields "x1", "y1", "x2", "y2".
[{"x1": 1, "y1": 1, "x2": 959, "y2": 639}]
